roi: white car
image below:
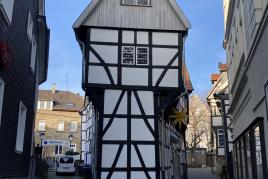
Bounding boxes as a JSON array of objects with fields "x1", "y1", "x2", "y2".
[{"x1": 56, "y1": 156, "x2": 76, "y2": 175}]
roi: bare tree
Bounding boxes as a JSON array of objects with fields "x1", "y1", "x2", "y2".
[{"x1": 186, "y1": 95, "x2": 211, "y2": 159}]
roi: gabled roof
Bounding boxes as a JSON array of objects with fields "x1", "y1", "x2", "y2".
[
  {"x1": 38, "y1": 90, "x2": 84, "y2": 111},
  {"x1": 73, "y1": 0, "x2": 191, "y2": 30}
]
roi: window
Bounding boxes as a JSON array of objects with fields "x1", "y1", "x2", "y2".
[
  {"x1": 64, "y1": 103, "x2": 74, "y2": 108},
  {"x1": 46, "y1": 101, "x2": 53, "y2": 110},
  {"x1": 0, "y1": 78, "x2": 4, "y2": 126},
  {"x1": 136, "y1": 47, "x2": 149, "y2": 65},
  {"x1": 27, "y1": 12, "x2": 33, "y2": 41},
  {"x1": 217, "y1": 129, "x2": 225, "y2": 147},
  {"x1": 122, "y1": 46, "x2": 135, "y2": 65},
  {"x1": 70, "y1": 121, "x2": 77, "y2": 132},
  {"x1": 38, "y1": 120, "x2": 45, "y2": 131},
  {"x1": 57, "y1": 121, "x2": 64, "y2": 131},
  {"x1": 0, "y1": 0, "x2": 15, "y2": 24},
  {"x1": 30, "y1": 35, "x2": 37, "y2": 72},
  {"x1": 15, "y1": 102, "x2": 27, "y2": 153},
  {"x1": 39, "y1": 101, "x2": 45, "y2": 109},
  {"x1": 70, "y1": 144, "x2": 76, "y2": 152},
  {"x1": 121, "y1": 0, "x2": 150, "y2": 6},
  {"x1": 254, "y1": 126, "x2": 263, "y2": 178},
  {"x1": 55, "y1": 145, "x2": 62, "y2": 154},
  {"x1": 122, "y1": 46, "x2": 149, "y2": 65}
]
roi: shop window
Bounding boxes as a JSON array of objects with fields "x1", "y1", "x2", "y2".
[{"x1": 246, "y1": 133, "x2": 253, "y2": 179}]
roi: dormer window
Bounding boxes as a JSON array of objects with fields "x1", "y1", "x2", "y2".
[
  {"x1": 64, "y1": 103, "x2": 74, "y2": 108},
  {"x1": 121, "y1": 0, "x2": 151, "y2": 6},
  {"x1": 37, "y1": 100, "x2": 53, "y2": 110}
]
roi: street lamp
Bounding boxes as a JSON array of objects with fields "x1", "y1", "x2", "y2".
[{"x1": 68, "y1": 134, "x2": 73, "y2": 151}]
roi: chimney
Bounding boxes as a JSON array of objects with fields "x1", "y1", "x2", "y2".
[{"x1": 51, "y1": 83, "x2": 56, "y2": 93}]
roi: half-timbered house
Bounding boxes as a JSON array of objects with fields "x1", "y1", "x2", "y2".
[{"x1": 74, "y1": 0, "x2": 192, "y2": 178}]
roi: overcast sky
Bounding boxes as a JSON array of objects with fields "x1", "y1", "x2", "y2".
[{"x1": 40, "y1": 0, "x2": 226, "y2": 96}]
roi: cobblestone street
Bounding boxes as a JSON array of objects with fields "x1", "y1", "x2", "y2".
[{"x1": 188, "y1": 167, "x2": 219, "y2": 179}]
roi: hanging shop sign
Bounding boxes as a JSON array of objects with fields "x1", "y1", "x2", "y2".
[{"x1": 0, "y1": 41, "x2": 12, "y2": 69}]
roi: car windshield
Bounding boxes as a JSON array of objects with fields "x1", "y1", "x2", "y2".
[{"x1": 59, "y1": 157, "x2": 74, "y2": 163}]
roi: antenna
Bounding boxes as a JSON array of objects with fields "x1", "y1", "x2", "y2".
[{"x1": 66, "y1": 72, "x2": 69, "y2": 90}]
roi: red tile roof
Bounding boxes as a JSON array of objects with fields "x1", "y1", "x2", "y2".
[{"x1": 211, "y1": 74, "x2": 220, "y2": 82}]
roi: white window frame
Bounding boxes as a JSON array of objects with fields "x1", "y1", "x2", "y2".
[
  {"x1": 0, "y1": 0, "x2": 15, "y2": 24},
  {"x1": 15, "y1": 101, "x2": 27, "y2": 153},
  {"x1": 38, "y1": 120, "x2": 46, "y2": 131},
  {"x1": 121, "y1": 46, "x2": 135, "y2": 65},
  {"x1": 30, "y1": 35, "x2": 37, "y2": 72},
  {"x1": 70, "y1": 120, "x2": 78, "y2": 132},
  {"x1": 45, "y1": 101, "x2": 53, "y2": 110},
  {"x1": 0, "y1": 78, "x2": 4, "y2": 126},
  {"x1": 136, "y1": 47, "x2": 149, "y2": 65},
  {"x1": 27, "y1": 12, "x2": 33, "y2": 41},
  {"x1": 217, "y1": 129, "x2": 225, "y2": 147},
  {"x1": 57, "y1": 121, "x2": 64, "y2": 132}
]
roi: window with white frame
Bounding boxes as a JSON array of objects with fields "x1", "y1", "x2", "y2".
[
  {"x1": 136, "y1": 47, "x2": 149, "y2": 65},
  {"x1": 15, "y1": 102, "x2": 27, "y2": 153},
  {"x1": 0, "y1": 78, "x2": 4, "y2": 126},
  {"x1": 70, "y1": 121, "x2": 77, "y2": 132},
  {"x1": 217, "y1": 129, "x2": 225, "y2": 147},
  {"x1": 57, "y1": 121, "x2": 64, "y2": 131},
  {"x1": 30, "y1": 35, "x2": 37, "y2": 72},
  {"x1": 27, "y1": 12, "x2": 33, "y2": 41},
  {"x1": 38, "y1": 101, "x2": 53, "y2": 110},
  {"x1": 121, "y1": 0, "x2": 150, "y2": 6},
  {"x1": 0, "y1": 0, "x2": 15, "y2": 24},
  {"x1": 38, "y1": 120, "x2": 45, "y2": 131}
]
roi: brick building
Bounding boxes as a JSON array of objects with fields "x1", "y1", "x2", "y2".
[{"x1": 35, "y1": 85, "x2": 83, "y2": 157}]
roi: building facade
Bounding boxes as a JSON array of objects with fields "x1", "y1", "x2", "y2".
[
  {"x1": 74, "y1": 0, "x2": 192, "y2": 178},
  {"x1": 0, "y1": 0, "x2": 49, "y2": 177},
  {"x1": 207, "y1": 63, "x2": 233, "y2": 175},
  {"x1": 35, "y1": 86, "x2": 84, "y2": 157},
  {"x1": 224, "y1": 0, "x2": 268, "y2": 178}
]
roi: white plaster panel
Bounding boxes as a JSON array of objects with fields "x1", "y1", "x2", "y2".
[
  {"x1": 131, "y1": 145, "x2": 142, "y2": 167},
  {"x1": 101, "y1": 172, "x2": 127, "y2": 179},
  {"x1": 88, "y1": 66, "x2": 110, "y2": 84},
  {"x1": 104, "y1": 90, "x2": 127, "y2": 114},
  {"x1": 137, "y1": 31, "x2": 149, "y2": 44},
  {"x1": 131, "y1": 172, "x2": 156, "y2": 179},
  {"x1": 102, "y1": 145, "x2": 119, "y2": 167},
  {"x1": 90, "y1": 28, "x2": 118, "y2": 42},
  {"x1": 137, "y1": 91, "x2": 154, "y2": 115},
  {"x1": 131, "y1": 119, "x2": 154, "y2": 141},
  {"x1": 91, "y1": 45, "x2": 118, "y2": 64},
  {"x1": 109, "y1": 67, "x2": 118, "y2": 85},
  {"x1": 89, "y1": 51, "x2": 99, "y2": 63},
  {"x1": 152, "y1": 68, "x2": 164, "y2": 86},
  {"x1": 212, "y1": 117, "x2": 222, "y2": 127},
  {"x1": 159, "y1": 69, "x2": 178, "y2": 87},
  {"x1": 82, "y1": 131, "x2": 86, "y2": 140},
  {"x1": 122, "y1": 68, "x2": 148, "y2": 86},
  {"x1": 152, "y1": 32, "x2": 178, "y2": 45},
  {"x1": 103, "y1": 118, "x2": 127, "y2": 140},
  {"x1": 116, "y1": 145, "x2": 127, "y2": 167},
  {"x1": 138, "y1": 145, "x2": 155, "y2": 167},
  {"x1": 152, "y1": 48, "x2": 178, "y2": 66},
  {"x1": 131, "y1": 94, "x2": 141, "y2": 115},
  {"x1": 122, "y1": 31, "x2": 134, "y2": 43}
]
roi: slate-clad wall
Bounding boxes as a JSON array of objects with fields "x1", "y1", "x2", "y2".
[{"x1": 0, "y1": 0, "x2": 38, "y2": 177}]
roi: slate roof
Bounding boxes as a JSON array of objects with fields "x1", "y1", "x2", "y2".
[{"x1": 38, "y1": 90, "x2": 84, "y2": 111}]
